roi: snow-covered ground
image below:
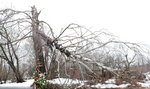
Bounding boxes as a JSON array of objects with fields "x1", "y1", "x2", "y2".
[
  {"x1": 1, "y1": 72, "x2": 150, "y2": 88},
  {"x1": 91, "y1": 83, "x2": 130, "y2": 88},
  {"x1": 0, "y1": 79, "x2": 34, "y2": 88},
  {"x1": 49, "y1": 78, "x2": 85, "y2": 85},
  {"x1": 89, "y1": 78, "x2": 130, "y2": 88},
  {"x1": 0, "y1": 78, "x2": 131, "y2": 88},
  {"x1": 137, "y1": 72, "x2": 150, "y2": 88}
]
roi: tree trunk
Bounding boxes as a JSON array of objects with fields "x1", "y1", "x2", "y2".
[
  {"x1": 49, "y1": 59, "x2": 59, "y2": 79},
  {"x1": 0, "y1": 45, "x2": 24, "y2": 82},
  {"x1": 31, "y1": 6, "x2": 46, "y2": 73},
  {"x1": 15, "y1": 72, "x2": 24, "y2": 83},
  {"x1": 10, "y1": 63, "x2": 24, "y2": 82}
]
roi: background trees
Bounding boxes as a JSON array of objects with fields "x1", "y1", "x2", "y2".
[{"x1": 0, "y1": 9, "x2": 31, "y2": 82}]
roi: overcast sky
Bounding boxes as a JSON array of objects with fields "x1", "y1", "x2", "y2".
[{"x1": 1, "y1": 0, "x2": 150, "y2": 45}]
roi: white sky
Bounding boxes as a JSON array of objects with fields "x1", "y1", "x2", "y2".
[{"x1": 1, "y1": 0, "x2": 150, "y2": 45}]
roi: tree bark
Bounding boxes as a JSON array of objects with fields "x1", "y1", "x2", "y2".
[{"x1": 31, "y1": 6, "x2": 46, "y2": 73}]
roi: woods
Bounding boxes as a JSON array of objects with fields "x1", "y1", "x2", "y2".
[{"x1": 0, "y1": 6, "x2": 150, "y2": 88}]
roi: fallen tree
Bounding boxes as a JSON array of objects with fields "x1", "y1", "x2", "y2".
[{"x1": 0, "y1": 6, "x2": 148, "y2": 88}]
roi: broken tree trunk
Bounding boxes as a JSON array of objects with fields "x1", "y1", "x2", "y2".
[
  {"x1": 31, "y1": 6, "x2": 46, "y2": 74},
  {"x1": 37, "y1": 31, "x2": 119, "y2": 78}
]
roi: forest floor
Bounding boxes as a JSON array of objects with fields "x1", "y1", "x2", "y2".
[{"x1": 0, "y1": 72, "x2": 150, "y2": 89}]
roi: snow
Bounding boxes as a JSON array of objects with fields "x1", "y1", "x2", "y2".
[
  {"x1": 0, "y1": 79, "x2": 34, "y2": 88},
  {"x1": 137, "y1": 72, "x2": 150, "y2": 88},
  {"x1": 49, "y1": 78, "x2": 86, "y2": 88},
  {"x1": 49, "y1": 72, "x2": 150, "y2": 88},
  {"x1": 1, "y1": 72, "x2": 150, "y2": 88},
  {"x1": 91, "y1": 78, "x2": 130, "y2": 88},
  {"x1": 91, "y1": 83, "x2": 130, "y2": 88},
  {"x1": 0, "y1": 78, "x2": 130, "y2": 88},
  {"x1": 49, "y1": 78, "x2": 131, "y2": 88},
  {"x1": 0, "y1": 78, "x2": 85, "y2": 88},
  {"x1": 144, "y1": 72, "x2": 150, "y2": 80},
  {"x1": 138, "y1": 81, "x2": 150, "y2": 88},
  {"x1": 49, "y1": 78, "x2": 85, "y2": 85},
  {"x1": 105, "y1": 78, "x2": 116, "y2": 84}
]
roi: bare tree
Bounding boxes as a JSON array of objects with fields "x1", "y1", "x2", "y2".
[{"x1": 0, "y1": 8, "x2": 31, "y2": 82}]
